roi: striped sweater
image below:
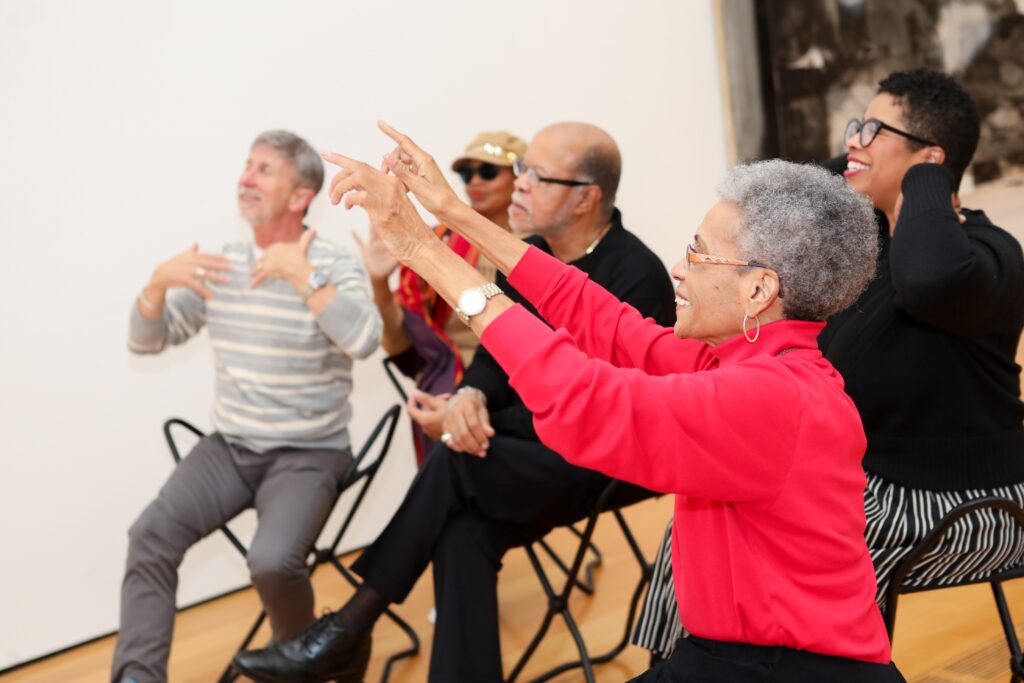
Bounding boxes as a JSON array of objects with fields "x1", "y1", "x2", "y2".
[{"x1": 129, "y1": 237, "x2": 382, "y2": 453}]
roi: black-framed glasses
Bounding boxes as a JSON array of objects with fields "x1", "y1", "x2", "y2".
[
  {"x1": 512, "y1": 158, "x2": 595, "y2": 188},
  {"x1": 457, "y1": 162, "x2": 501, "y2": 185},
  {"x1": 844, "y1": 117, "x2": 937, "y2": 148}
]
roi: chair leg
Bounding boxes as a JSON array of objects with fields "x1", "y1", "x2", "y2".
[
  {"x1": 507, "y1": 546, "x2": 562, "y2": 683},
  {"x1": 992, "y1": 581, "x2": 1024, "y2": 682},
  {"x1": 221, "y1": 610, "x2": 266, "y2": 682}
]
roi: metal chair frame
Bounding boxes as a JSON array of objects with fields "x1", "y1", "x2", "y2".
[
  {"x1": 882, "y1": 496, "x2": 1024, "y2": 682},
  {"x1": 163, "y1": 404, "x2": 420, "y2": 683},
  {"x1": 506, "y1": 480, "x2": 653, "y2": 683},
  {"x1": 382, "y1": 356, "x2": 603, "y2": 595}
]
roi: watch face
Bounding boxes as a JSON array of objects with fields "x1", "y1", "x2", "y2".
[
  {"x1": 309, "y1": 270, "x2": 328, "y2": 289},
  {"x1": 458, "y1": 289, "x2": 487, "y2": 317}
]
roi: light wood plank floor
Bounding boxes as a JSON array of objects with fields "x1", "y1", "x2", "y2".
[{"x1": 3, "y1": 495, "x2": 1023, "y2": 682}]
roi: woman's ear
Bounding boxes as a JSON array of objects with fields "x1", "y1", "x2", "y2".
[{"x1": 748, "y1": 270, "x2": 780, "y2": 315}]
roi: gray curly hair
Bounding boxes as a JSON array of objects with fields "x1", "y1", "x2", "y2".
[{"x1": 717, "y1": 160, "x2": 878, "y2": 321}]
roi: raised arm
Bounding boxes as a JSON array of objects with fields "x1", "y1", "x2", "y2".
[
  {"x1": 506, "y1": 247, "x2": 712, "y2": 374},
  {"x1": 481, "y1": 306, "x2": 798, "y2": 499},
  {"x1": 376, "y1": 122, "x2": 709, "y2": 375},
  {"x1": 889, "y1": 163, "x2": 1024, "y2": 335}
]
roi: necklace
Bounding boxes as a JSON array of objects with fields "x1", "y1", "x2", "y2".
[{"x1": 584, "y1": 222, "x2": 613, "y2": 256}]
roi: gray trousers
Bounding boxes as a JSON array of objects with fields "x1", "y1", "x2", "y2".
[{"x1": 111, "y1": 433, "x2": 350, "y2": 683}]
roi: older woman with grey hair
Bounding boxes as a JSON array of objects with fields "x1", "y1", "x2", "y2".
[{"x1": 247, "y1": 121, "x2": 903, "y2": 682}]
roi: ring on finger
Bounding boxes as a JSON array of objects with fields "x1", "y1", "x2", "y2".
[
  {"x1": 440, "y1": 432, "x2": 452, "y2": 445},
  {"x1": 195, "y1": 266, "x2": 207, "y2": 279}
]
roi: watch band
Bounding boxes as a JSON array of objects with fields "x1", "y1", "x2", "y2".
[
  {"x1": 303, "y1": 270, "x2": 328, "y2": 299},
  {"x1": 455, "y1": 282, "x2": 502, "y2": 325}
]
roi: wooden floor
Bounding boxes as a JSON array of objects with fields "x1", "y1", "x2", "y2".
[{"x1": 3, "y1": 495, "x2": 1023, "y2": 683}]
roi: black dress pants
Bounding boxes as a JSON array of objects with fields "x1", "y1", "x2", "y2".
[
  {"x1": 352, "y1": 434, "x2": 651, "y2": 682},
  {"x1": 629, "y1": 636, "x2": 906, "y2": 682}
]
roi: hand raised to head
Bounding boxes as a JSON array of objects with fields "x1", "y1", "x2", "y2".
[
  {"x1": 322, "y1": 151, "x2": 439, "y2": 264},
  {"x1": 378, "y1": 121, "x2": 462, "y2": 217}
]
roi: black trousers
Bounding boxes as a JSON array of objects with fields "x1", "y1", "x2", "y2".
[
  {"x1": 629, "y1": 636, "x2": 906, "y2": 683},
  {"x1": 352, "y1": 434, "x2": 651, "y2": 682}
]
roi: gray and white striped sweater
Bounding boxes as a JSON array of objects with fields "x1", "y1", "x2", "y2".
[{"x1": 129, "y1": 237, "x2": 381, "y2": 453}]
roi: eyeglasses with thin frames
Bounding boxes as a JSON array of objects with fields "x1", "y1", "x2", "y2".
[
  {"x1": 685, "y1": 243, "x2": 783, "y2": 296},
  {"x1": 844, "y1": 117, "x2": 937, "y2": 148},
  {"x1": 512, "y1": 158, "x2": 595, "y2": 188}
]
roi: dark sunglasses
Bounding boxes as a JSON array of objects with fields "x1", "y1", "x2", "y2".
[
  {"x1": 844, "y1": 117, "x2": 937, "y2": 148},
  {"x1": 457, "y1": 162, "x2": 501, "y2": 184}
]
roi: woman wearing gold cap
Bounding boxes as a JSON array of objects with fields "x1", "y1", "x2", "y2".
[{"x1": 355, "y1": 130, "x2": 527, "y2": 464}]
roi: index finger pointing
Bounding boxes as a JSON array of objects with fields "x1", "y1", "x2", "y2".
[
  {"x1": 321, "y1": 151, "x2": 356, "y2": 168},
  {"x1": 378, "y1": 121, "x2": 425, "y2": 158}
]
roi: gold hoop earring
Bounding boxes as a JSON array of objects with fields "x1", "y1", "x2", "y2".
[{"x1": 742, "y1": 313, "x2": 760, "y2": 343}]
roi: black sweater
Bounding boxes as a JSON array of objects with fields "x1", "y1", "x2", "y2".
[
  {"x1": 819, "y1": 162, "x2": 1024, "y2": 490},
  {"x1": 461, "y1": 209, "x2": 676, "y2": 440}
]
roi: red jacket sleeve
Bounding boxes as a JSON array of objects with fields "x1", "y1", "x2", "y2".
[
  {"x1": 482, "y1": 306, "x2": 800, "y2": 501},
  {"x1": 507, "y1": 247, "x2": 713, "y2": 376}
]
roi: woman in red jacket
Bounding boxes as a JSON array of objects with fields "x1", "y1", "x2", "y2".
[{"x1": 322, "y1": 124, "x2": 905, "y2": 682}]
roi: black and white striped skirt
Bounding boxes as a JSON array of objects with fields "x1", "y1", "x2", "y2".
[{"x1": 632, "y1": 473, "x2": 1024, "y2": 659}]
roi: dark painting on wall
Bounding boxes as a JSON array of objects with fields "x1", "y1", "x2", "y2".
[{"x1": 755, "y1": 0, "x2": 1024, "y2": 183}]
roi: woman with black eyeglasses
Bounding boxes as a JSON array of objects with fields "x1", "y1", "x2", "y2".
[
  {"x1": 634, "y1": 68, "x2": 1024, "y2": 665},
  {"x1": 355, "y1": 130, "x2": 526, "y2": 464}
]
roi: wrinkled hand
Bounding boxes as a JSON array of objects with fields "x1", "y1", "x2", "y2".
[
  {"x1": 353, "y1": 225, "x2": 399, "y2": 282},
  {"x1": 441, "y1": 390, "x2": 494, "y2": 457},
  {"x1": 406, "y1": 389, "x2": 451, "y2": 441},
  {"x1": 322, "y1": 151, "x2": 438, "y2": 264},
  {"x1": 378, "y1": 121, "x2": 461, "y2": 217},
  {"x1": 250, "y1": 229, "x2": 316, "y2": 290},
  {"x1": 151, "y1": 243, "x2": 233, "y2": 299}
]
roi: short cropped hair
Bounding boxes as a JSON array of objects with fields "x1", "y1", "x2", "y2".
[
  {"x1": 576, "y1": 146, "x2": 621, "y2": 218},
  {"x1": 877, "y1": 68, "x2": 980, "y2": 189},
  {"x1": 718, "y1": 160, "x2": 878, "y2": 321}
]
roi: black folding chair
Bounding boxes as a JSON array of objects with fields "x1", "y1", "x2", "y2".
[
  {"x1": 383, "y1": 355, "x2": 604, "y2": 596},
  {"x1": 163, "y1": 404, "x2": 420, "y2": 683},
  {"x1": 506, "y1": 480, "x2": 653, "y2": 683},
  {"x1": 882, "y1": 496, "x2": 1024, "y2": 682}
]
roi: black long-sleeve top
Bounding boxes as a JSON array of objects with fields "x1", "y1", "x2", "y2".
[
  {"x1": 819, "y1": 162, "x2": 1024, "y2": 490},
  {"x1": 460, "y1": 208, "x2": 676, "y2": 439}
]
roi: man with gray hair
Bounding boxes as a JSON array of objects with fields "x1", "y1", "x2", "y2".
[{"x1": 111, "y1": 130, "x2": 382, "y2": 683}]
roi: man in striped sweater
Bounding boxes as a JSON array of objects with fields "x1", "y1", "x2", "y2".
[{"x1": 112, "y1": 130, "x2": 382, "y2": 683}]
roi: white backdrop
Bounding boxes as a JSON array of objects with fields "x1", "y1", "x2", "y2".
[{"x1": 0, "y1": 0, "x2": 728, "y2": 668}]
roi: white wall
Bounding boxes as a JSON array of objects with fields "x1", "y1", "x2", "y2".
[{"x1": 0, "y1": 0, "x2": 728, "y2": 668}]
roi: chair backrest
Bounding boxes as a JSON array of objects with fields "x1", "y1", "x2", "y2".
[
  {"x1": 883, "y1": 495, "x2": 1024, "y2": 638},
  {"x1": 161, "y1": 404, "x2": 403, "y2": 561},
  {"x1": 320, "y1": 404, "x2": 402, "y2": 556},
  {"x1": 382, "y1": 356, "x2": 409, "y2": 403}
]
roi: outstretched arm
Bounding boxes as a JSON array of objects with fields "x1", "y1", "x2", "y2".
[{"x1": 375, "y1": 122, "x2": 707, "y2": 375}]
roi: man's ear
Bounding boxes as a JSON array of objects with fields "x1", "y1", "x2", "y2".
[
  {"x1": 573, "y1": 185, "x2": 603, "y2": 216},
  {"x1": 290, "y1": 188, "x2": 315, "y2": 213}
]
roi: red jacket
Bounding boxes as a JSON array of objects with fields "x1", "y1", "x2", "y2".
[{"x1": 481, "y1": 247, "x2": 891, "y2": 663}]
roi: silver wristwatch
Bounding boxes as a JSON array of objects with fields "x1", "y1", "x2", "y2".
[
  {"x1": 455, "y1": 283, "x2": 502, "y2": 325},
  {"x1": 303, "y1": 269, "x2": 329, "y2": 298}
]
